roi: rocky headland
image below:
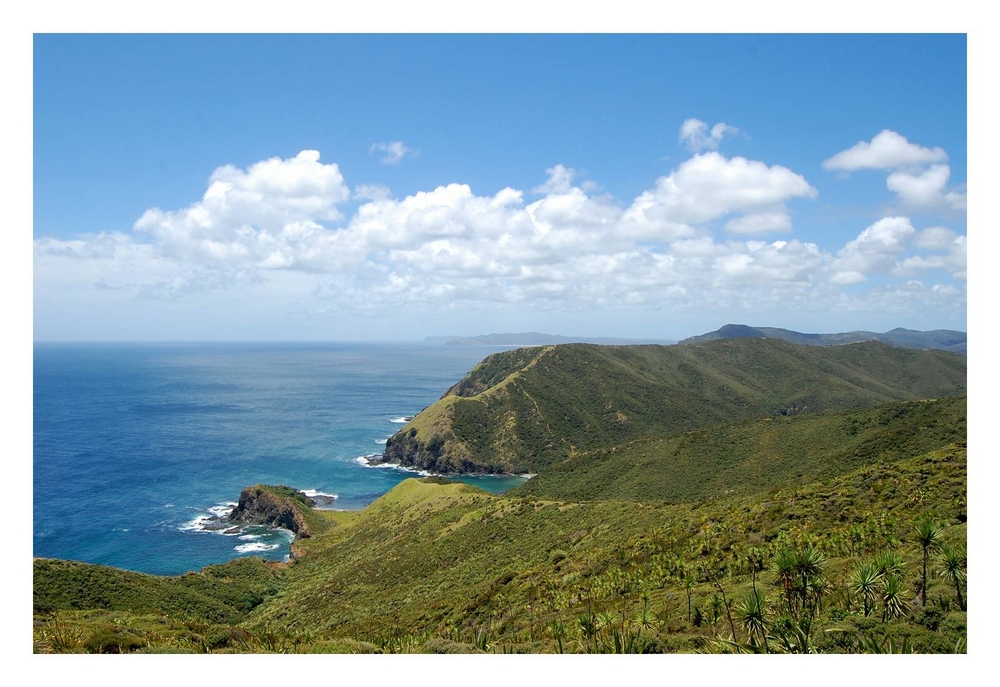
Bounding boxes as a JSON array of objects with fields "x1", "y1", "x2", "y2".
[{"x1": 228, "y1": 485, "x2": 316, "y2": 540}]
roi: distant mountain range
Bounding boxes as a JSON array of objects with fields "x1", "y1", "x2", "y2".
[
  {"x1": 679, "y1": 324, "x2": 966, "y2": 354},
  {"x1": 426, "y1": 325, "x2": 966, "y2": 354},
  {"x1": 425, "y1": 332, "x2": 677, "y2": 346}
]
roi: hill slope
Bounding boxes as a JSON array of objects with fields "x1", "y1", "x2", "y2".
[
  {"x1": 513, "y1": 395, "x2": 965, "y2": 502},
  {"x1": 33, "y1": 556, "x2": 283, "y2": 624},
  {"x1": 33, "y1": 336, "x2": 968, "y2": 654},
  {"x1": 243, "y1": 443, "x2": 966, "y2": 653},
  {"x1": 375, "y1": 339, "x2": 966, "y2": 474},
  {"x1": 34, "y1": 393, "x2": 968, "y2": 654}
]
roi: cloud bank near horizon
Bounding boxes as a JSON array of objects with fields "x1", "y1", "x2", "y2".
[{"x1": 34, "y1": 126, "x2": 966, "y2": 338}]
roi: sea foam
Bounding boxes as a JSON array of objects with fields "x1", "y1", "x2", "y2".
[
  {"x1": 355, "y1": 454, "x2": 432, "y2": 476},
  {"x1": 302, "y1": 488, "x2": 338, "y2": 500},
  {"x1": 179, "y1": 502, "x2": 240, "y2": 535},
  {"x1": 302, "y1": 488, "x2": 338, "y2": 506},
  {"x1": 235, "y1": 541, "x2": 280, "y2": 554},
  {"x1": 207, "y1": 503, "x2": 237, "y2": 518}
]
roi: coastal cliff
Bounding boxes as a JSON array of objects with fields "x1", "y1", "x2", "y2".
[{"x1": 228, "y1": 485, "x2": 316, "y2": 540}]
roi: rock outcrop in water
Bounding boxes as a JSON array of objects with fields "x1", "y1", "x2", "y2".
[{"x1": 228, "y1": 485, "x2": 315, "y2": 540}]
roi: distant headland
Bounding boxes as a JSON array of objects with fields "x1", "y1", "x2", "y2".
[{"x1": 424, "y1": 332, "x2": 677, "y2": 346}]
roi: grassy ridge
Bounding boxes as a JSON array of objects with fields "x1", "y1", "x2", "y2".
[
  {"x1": 514, "y1": 396, "x2": 966, "y2": 502},
  {"x1": 382, "y1": 339, "x2": 966, "y2": 474},
  {"x1": 443, "y1": 346, "x2": 551, "y2": 398}
]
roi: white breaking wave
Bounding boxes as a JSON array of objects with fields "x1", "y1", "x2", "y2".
[
  {"x1": 207, "y1": 503, "x2": 237, "y2": 518},
  {"x1": 235, "y1": 541, "x2": 280, "y2": 554},
  {"x1": 355, "y1": 455, "x2": 392, "y2": 468},
  {"x1": 354, "y1": 454, "x2": 432, "y2": 476},
  {"x1": 389, "y1": 417, "x2": 409, "y2": 423},
  {"x1": 179, "y1": 502, "x2": 240, "y2": 535},
  {"x1": 302, "y1": 488, "x2": 337, "y2": 499},
  {"x1": 178, "y1": 514, "x2": 212, "y2": 532},
  {"x1": 302, "y1": 488, "x2": 338, "y2": 503}
]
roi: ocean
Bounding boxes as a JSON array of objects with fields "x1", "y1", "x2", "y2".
[{"x1": 33, "y1": 342, "x2": 526, "y2": 576}]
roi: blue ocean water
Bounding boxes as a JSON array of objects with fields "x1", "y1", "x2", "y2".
[{"x1": 33, "y1": 342, "x2": 526, "y2": 575}]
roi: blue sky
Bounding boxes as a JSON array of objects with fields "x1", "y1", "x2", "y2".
[{"x1": 33, "y1": 33, "x2": 968, "y2": 340}]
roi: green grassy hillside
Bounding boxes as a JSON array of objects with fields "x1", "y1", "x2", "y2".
[
  {"x1": 33, "y1": 339, "x2": 968, "y2": 654},
  {"x1": 34, "y1": 556, "x2": 284, "y2": 623},
  {"x1": 378, "y1": 339, "x2": 966, "y2": 474},
  {"x1": 247, "y1": 443, "x2": 966, "y2": 653},
  {"x1": 33, "y1": 439, "x2": 967, "y2": 654},
  {"x1": 514, "y1": 396, "x2": 966, "y2": 502}
]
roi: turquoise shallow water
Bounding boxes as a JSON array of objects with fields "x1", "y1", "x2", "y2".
[{"x1": 33, "y1": 342, "x2": 524, "y2": 575}]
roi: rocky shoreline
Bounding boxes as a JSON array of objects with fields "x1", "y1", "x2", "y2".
[
  {"x1": 359, "y1": 452, "x2": 535, "y2": 479},
  {"x1": 227, "y1": 485, "x2": 316, "y2": 540}
]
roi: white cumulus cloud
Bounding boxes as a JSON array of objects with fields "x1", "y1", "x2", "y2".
[
  {"x1": 132, "y1": 150, "x2": 351, "y2": 270},
  {"x1": 897, "y1": 234, "x2": 966, "y2": 280},
  {"x1": 679, "y1": 119, "x2": 740, "y2": 152},
  {"x1": 886, "y1": 164, "x2": 967, "y2": 211},
  {"x1": 532, "y1": 164, "x2": 578, "y2": 195},
  {"x1": 824, "y1": 130, "x2": 964, "y2": 216},
  {"x1": 620, "y1": 152, "x2": 817, "y2": 238},
  {"x1": 33, "y1": 147, "x2": 966, "y2": 339},
  {"x1": 829, "y1": 216, "x2": 916, "y2": 284},
  {"x1": 822, "y1": 129, "x2": 948, "y2": 171}
]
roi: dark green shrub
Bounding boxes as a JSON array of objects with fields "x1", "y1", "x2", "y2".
[
  {"x1": 940, "y1": 611, "x2": 966, "y2": 638},
  {"x1": 914, "y1": 606, "x2": 944, "y2": 631},
  {"x1": 426, "y1": 435, "x2": 445, "y2": 457},
  {"x1": 83, "y1": 625, "x2": 146, "y2": 654},
  {"x1": 204, "y1": 625, "x2": 251, "y2": 650}
]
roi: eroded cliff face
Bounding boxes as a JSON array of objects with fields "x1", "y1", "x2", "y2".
[
  {"x1": 377, "y1": 428, "x2": 512, "y2": 475},
  {"x1": 228, "y1": 486, "x2": 314, "y2": 540}
]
